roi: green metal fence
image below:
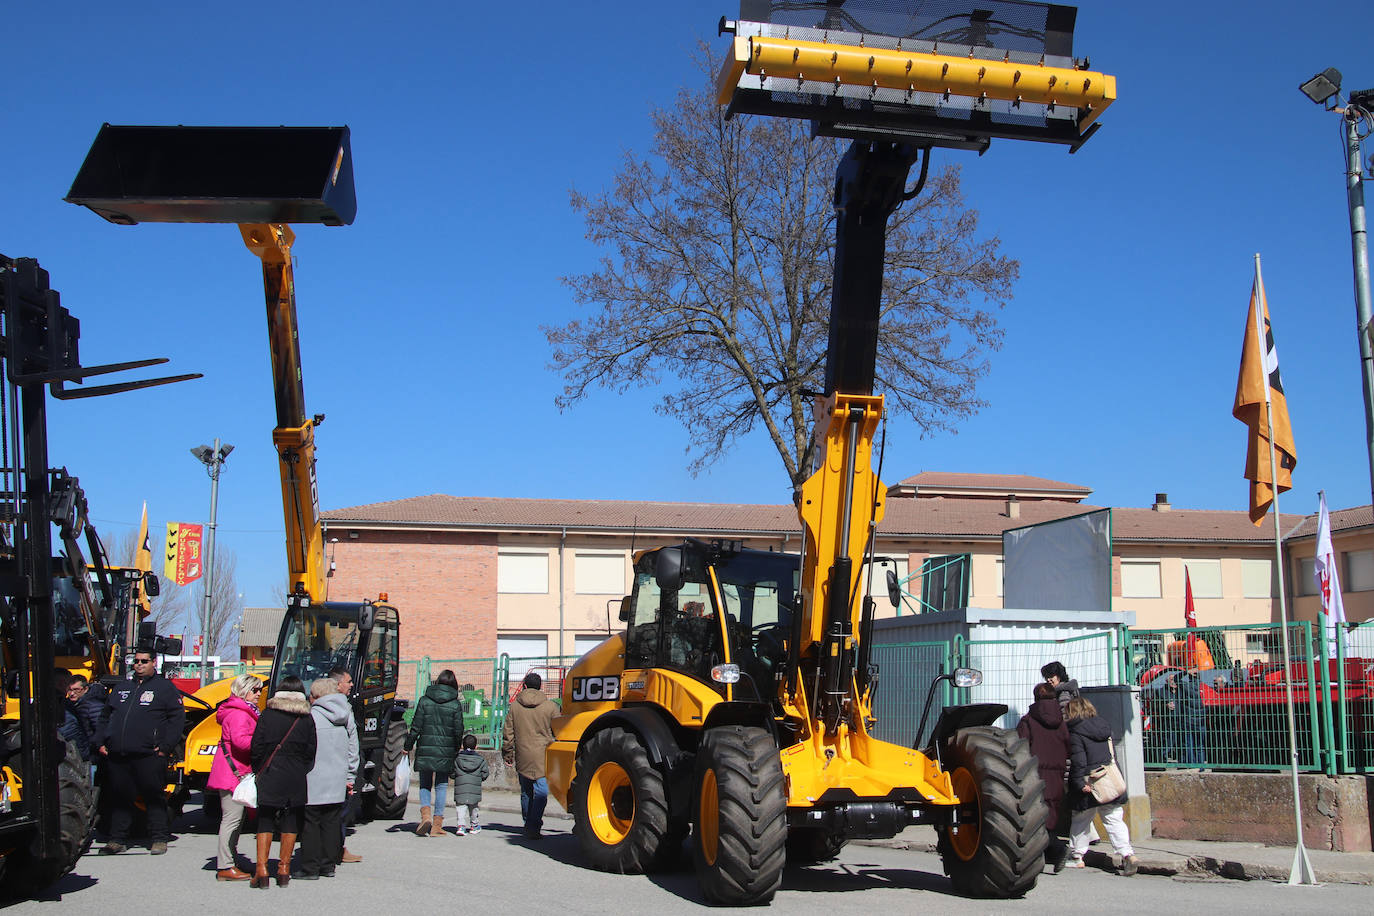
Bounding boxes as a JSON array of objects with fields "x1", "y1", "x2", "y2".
[
  {"x1": 1129, "y1": 623, "x2": 1328, "y2": 773},
  {"x1": 1331, "y1": 619, "x2": 1374, "y2": 774},
  {"x1": 868, "y1": 641, "x2": 952, "y2": 749}
]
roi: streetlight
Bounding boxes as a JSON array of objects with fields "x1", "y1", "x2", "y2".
[
  {"x1": 1300, "y1": 68, "x2": 1374, "y2": 505},
  {"x1": 191, "y1": 438, "x2": 233, "y2": 686}
]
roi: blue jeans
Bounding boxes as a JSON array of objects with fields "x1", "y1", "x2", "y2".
[
  {"x1": 418, "y1": 770, "x2": 448, "y2": 816},
  {"x1": 518, "y1": 775, "x2": 548, "y2": 834},
  {"x1": 1181, "y1": 726, "x2": 1206, "y2": 766}
]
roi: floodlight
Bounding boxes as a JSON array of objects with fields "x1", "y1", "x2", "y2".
[{"x1": 1299, "y1": 68, "x2": 1342, "y2": 105}]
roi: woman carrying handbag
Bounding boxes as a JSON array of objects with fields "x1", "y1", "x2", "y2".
[
  {"x1": 248, "y1": 676, "x2": 317, "y2": 888},
  {"x1": 1065, "y1": 696, "x2": 1137, "y2": 876},
  {"x1": 207, "y1": 675, "x2": 263, "y2": 880}
]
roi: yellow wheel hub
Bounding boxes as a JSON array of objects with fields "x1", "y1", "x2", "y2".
[
  {"x1": 586, "y1": 761, "x2": 635, "y2": 845},
  {"x1": 698, "y1": 768, "x2": 720, "y2": 865},
  {"x1": 948, "y1": 766, "x2": 982, "y2": 862}
]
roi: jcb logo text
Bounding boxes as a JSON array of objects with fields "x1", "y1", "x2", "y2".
[{"x1": 570, "y1": 676, "x2": 620, "y2": 702}]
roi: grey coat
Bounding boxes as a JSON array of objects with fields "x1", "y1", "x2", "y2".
[
  {"x1": 307, "y1": 693, "x2": 360, "y2": 806},
  {"x1": 452, "y1": 749, "x2": 489, "y2": 806}
]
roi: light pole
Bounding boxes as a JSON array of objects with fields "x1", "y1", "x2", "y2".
[
  {"x1": 1301, "y1": 68, "x2": 1374, "y2": 505},
  {"x1": 191, "y1": 438, "x2": 233, "y2": 686}
]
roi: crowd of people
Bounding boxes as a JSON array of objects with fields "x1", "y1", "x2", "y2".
[
  {"x1": 54, "y1": 652, "x2": 502, "y2": 886},
  {"x1": 1017, "y1": 660, "x2": 1137, "y2": 876}
]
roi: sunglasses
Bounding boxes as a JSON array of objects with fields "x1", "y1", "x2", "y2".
[
  {"x1": 249, "y1": 686, "x2": 263, "y2": 693},
  {"x1": 132, "y1": 658, "x2": 155, "y2": 664}
]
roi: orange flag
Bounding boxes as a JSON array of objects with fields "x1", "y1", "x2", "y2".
[{"x1": 1232, "y1": 258, "x2": 1297, "y2": 525}]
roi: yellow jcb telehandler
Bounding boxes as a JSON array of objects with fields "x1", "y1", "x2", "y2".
[{"x1": 546, "y1": 0, "x2": 1115, "y2": 904}]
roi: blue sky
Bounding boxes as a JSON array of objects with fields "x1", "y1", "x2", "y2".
[{"x1": 4, "y1": 1, "x2": 1371, "y2": 625}]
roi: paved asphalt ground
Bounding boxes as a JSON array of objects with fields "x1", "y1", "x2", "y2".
[{"x1": 7, "y1": 791, "x2": 1371, "y2": 914}]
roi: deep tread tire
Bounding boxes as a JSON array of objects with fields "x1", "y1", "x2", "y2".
[
  {"x1": 1, "y1": 739, "x2": 95, "y2": 899},
  {"x1": 368, "y1": 721, "x2": 409, "y2": 820},
  {"x1": 936, "y1": 726, "x2": 1048, "y2": 898},
  {"x1": 785, "y1": 826, "x2": 846, "y2": 864},
  {"x1": 570, "y1": 727, "x2": 677, "y2": 873},
  {"x1": 692, "y1": 725, "x2": 786, "y2": 906}
]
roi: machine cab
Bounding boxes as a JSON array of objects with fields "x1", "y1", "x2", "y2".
[
  {"x1": 623, "y1": 540, "x2": 798, "y2": 700},
  {"x1": 271, "y1": 597, "x2": 400, "y2": 749}
]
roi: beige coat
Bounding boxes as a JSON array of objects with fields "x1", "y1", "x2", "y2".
[{"x1": 501, "y1": 687, "x2": 557, "y2": 780}]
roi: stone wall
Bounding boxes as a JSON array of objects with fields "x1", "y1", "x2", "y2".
[{"x1": 1148, "y1": 771, "x2": 1373, "y2": 852}]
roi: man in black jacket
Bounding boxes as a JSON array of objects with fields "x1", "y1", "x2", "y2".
[{"x1": 94, "y1": 648, "x2": 186, "y2": 855}]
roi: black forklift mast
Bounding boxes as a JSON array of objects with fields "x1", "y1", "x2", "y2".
[{"x1": 0, "y1": 255, "x2": 192, "y2": 857}]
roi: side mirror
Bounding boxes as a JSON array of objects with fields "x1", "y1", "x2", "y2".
[
  {"x1": 617, "y1": 596, "x2": 633, "y2": 622},
  {"x1": 885, "y1": 569, "x2": 901, "y2": 609},
  {"x1": 153, "y1": 635, "x2": 183, "y2": 656},
  {"x1": 357, "y1": 601, "x2": 376, "y2": 631},
  {"x1": 143, "y1": 571, "x2": 161, "y2": 597},
  {"x1": 655, "y1": 548, "x2": 684, "y2": 593}
]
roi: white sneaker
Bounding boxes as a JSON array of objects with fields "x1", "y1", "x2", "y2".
[
  {"x1": 1064, "y1": 857, "x2": 1085, "y2": 869},
  {"x1": 469, "y1": 826, "x2": 481, "y2": 834}
]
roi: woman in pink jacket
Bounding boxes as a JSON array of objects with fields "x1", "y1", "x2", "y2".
[{"x1": 208, "y1": 674, "x2": 262, "y2": 881}]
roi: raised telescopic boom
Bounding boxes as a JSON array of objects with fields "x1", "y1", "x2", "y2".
[
  {"x1": 66, "y1": 125, "x2": 358, "y2": 604},
  {"x1": 717, "y1": 0, "x2": 1114, "y2": 737},
  {"x1": 240, "y1": 223, "x2": 329, "y2": 601}
]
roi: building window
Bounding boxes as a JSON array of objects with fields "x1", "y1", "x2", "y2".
[
  {"x1": 1121, "y1": 560, "x2": 1161, "y2": 599},
  {"x1": 1348, "y1": 550, "x2": 1374, "y2": 592},
  {"x1": 995, "y1": 558, "x2": 1004, "y2": 597},
  {"x1": 573, "y1": 634, "x2": 611, "y2": 657},
  {"x1": 1296, "y1": 557, "x2": 1318, "y2": 596},
  {"x1": 1183, "y1": 559, "x2": 1222, "y2": 599},
  {"x1": 498, "y1": 551, "x2": 549, "y2": 594},
  {"x1": 498, "y1": 634, "x2": 549, "y2": 680},
  {"x1": 575, "y1": 552, "x2": 625, "y2": 595},
  {"x1": 1240, "y1": 559, "x2": 1274, "y2": 598}
]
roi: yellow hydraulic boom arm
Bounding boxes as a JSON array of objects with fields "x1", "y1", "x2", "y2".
[{"x1": 240, "y1": 223, "x2": 328, "y2": 603}]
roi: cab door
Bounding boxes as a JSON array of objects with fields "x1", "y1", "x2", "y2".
[{"x1": 354, "y1": 606, "x2": 399, "y2": 751}]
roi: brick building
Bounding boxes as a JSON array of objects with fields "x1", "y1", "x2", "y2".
[{"x1": 319, "y1": 472, "x2": 1374, "y2": 667}]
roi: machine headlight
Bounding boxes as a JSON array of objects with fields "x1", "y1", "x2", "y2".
[
  {"x1": 710, "y1": 664, "x2": 741, "y2": 684},
  {"x1": 952, "y1": 667, "x2": 983, "y2": 688}
]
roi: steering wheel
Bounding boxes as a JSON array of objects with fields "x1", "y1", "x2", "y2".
[{"x1": 751, "y1": 622, "x2": 787, "y2": 661}]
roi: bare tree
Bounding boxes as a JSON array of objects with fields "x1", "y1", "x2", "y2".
[
  {"x1": 547, "y1": 55, "x2": 1018, "y2": 488},
  {"x1": 110, "y1": 528, "x2": 191, "y2": 637},
  {"x1": 190, "y1": 548, "x2": 243, "y2": 657}
]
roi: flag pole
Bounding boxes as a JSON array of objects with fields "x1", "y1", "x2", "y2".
[{"x1": 1254, "y1": 253, "x2": 1318, "y2": 886}]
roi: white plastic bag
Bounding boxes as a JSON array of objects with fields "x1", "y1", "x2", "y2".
[
  {"x1": 231, "y1": 773, "x2": 258, "y2": 808},
  {"x1": 394, "y1": 755, "x2": 412, "y2": 797}
]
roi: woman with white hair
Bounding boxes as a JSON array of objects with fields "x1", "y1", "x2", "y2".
[{"x1": 207, "y1": 674, "x2": 263, "y2": 881}]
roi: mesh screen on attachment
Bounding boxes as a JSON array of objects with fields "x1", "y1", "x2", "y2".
[{"x1": 739, "y1": 0, "x2": 1075, "y2": 58}]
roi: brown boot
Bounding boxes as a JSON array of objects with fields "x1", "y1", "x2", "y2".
[
  {"x1": 277, "y1": 832, "x2": 297, "y2": 886},
  {"x1": 340, "y1": 848, "x2": 362, "y2": 863},
  {"x1": 252, "y1": 832, "x2": 272, "y2": 888},
  {"x1": 430, "y1": 815, "x2": 445, "y2": 837},
  {"x1": 416, "y1": 805, "x2": 432, "y2": 837}
]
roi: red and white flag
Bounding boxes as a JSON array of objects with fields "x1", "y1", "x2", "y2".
[
  {"x1": 1315, "y1": 491, "x2": 1348, "y2": 656},
  {"x1": 1184, "y1": 568, "x2": 1197, "y2": 628}
]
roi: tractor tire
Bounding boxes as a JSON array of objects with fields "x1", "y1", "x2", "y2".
[
  {"x1": 569, "y1": 727, "x2": 678, "y2": 873},
  {"x1": 785, "y1": 826, "x2": 846, "y2": 864},
  {"x1": 0, "y1": 739, "x2": 95, "y2": 899},
  {"x1": 936, "y1": 726, "x2": 1047, "y2": 898},
  {"x1": 691, "y1": 725, "x2": 786, "y2": 906},
  {"x1": 367, "y1": 720, "x2": 410, "y2": 820}
]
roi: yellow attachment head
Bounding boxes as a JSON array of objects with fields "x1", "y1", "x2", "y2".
[{"x1": 717, "y1": 1, "x2": 1114, "y2": 152}]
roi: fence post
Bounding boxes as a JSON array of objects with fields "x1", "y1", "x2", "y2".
[
  {"x1": 1317, "y1": 622, "x2": 1337, "y2": 774},
  {"x1": 1336, "y1": 622, "x2": 1350, "y2": 774},
  {"x1": 1297, "y1": 622, "x2": 1321, "y2": 771}
]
